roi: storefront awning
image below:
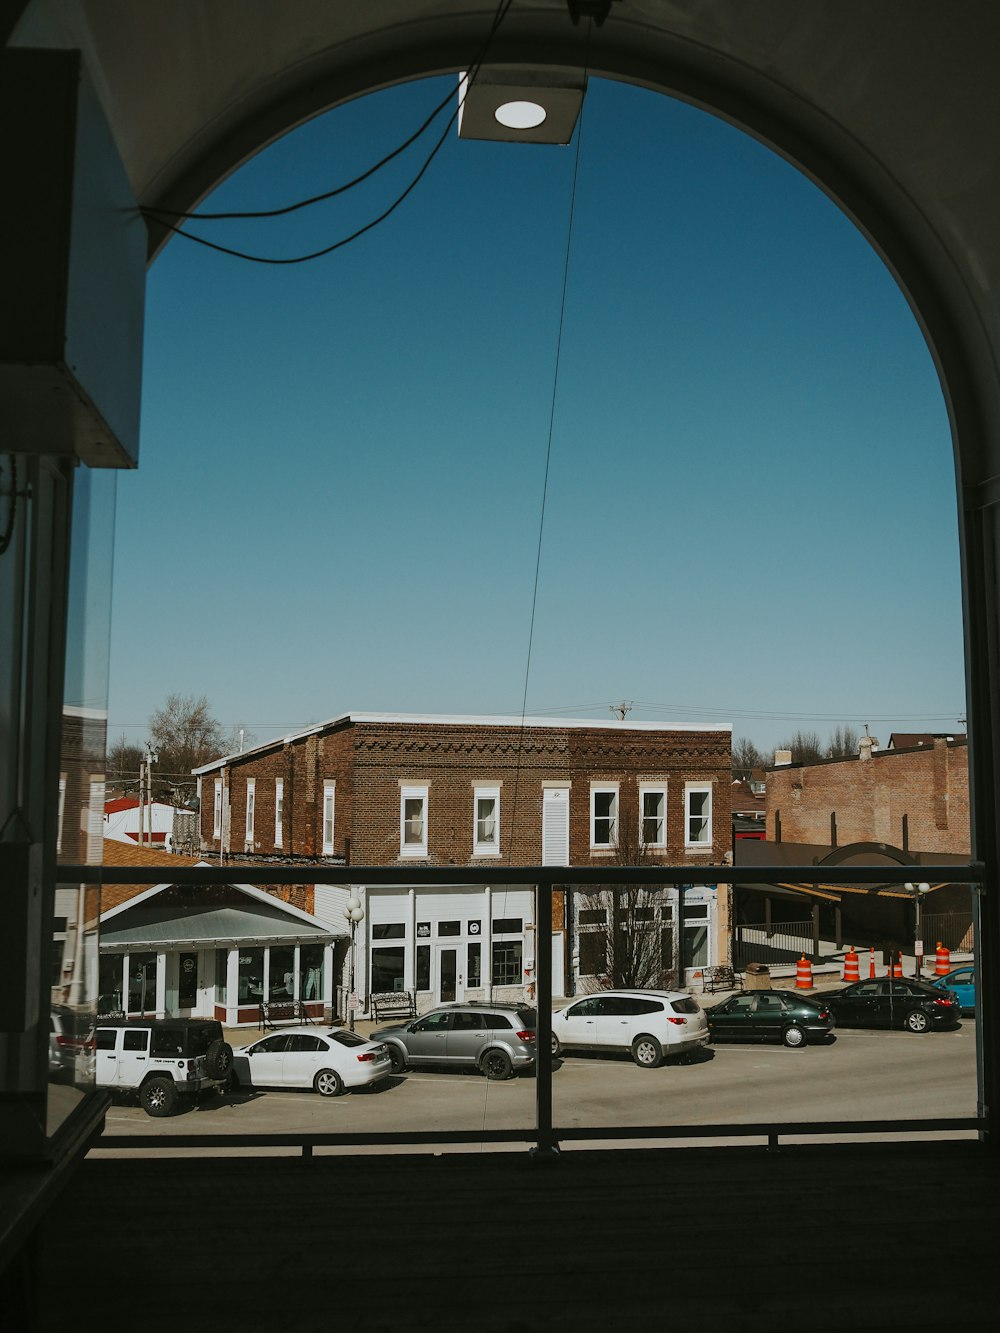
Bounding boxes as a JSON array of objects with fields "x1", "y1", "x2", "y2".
[{"x1": 99, "y1": 904, "x2": 340, "y2": 952}]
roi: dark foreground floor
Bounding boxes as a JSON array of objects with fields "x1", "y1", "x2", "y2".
[{"x1": 36, "y1": 1141, "x2": 1000, "y2": 1332}]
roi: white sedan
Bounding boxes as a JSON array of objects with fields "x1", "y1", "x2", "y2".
[{"x1": 230, "y1": 1026, "x2": 392, "y2": 1096}]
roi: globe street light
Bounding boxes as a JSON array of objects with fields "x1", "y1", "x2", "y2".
[
  {"x1": 905, "y1": 882, "x2": 931, "y2": 978},
  {"x1": 344, "y1": 896, "x2": 365, "y2": 1031}
]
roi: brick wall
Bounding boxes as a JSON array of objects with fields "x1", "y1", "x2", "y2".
[
  {"x1": 766, "y1": 739, "x2": 970, "y2": 855},
  {"x1": 199, "y1": 718, "x2": 732, "y2": 868}
]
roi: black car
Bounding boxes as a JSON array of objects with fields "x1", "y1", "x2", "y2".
[
  {"x1": 819, "y1": 978, "x2": 961, "y2": 1032},
  {"x1": 705, "y1": 989, "x2": 834, "y2": 1048}
]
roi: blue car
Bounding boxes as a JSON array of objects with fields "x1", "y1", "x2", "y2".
[{"x1": 932, "y1": 966, "x2": 976, "y2": 1014}]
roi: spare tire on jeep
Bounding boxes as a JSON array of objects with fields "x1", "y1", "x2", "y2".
[{"x1": 205, "y1": 1038, "x2": 234, "y2": 1080}]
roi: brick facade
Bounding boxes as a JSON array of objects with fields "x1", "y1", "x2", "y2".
[
  {"x1": 765, "y1": 738, "x2": 970, "y2": 855},
  {"x1": 196, "y1": 713, "x2": 733, "y2": 870}
]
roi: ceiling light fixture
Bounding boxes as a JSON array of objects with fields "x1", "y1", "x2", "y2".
[
  {"x1": 458, "y1": 66, "x2": 586, "y2": 145},
  {"x1": 494, "y1": 99, "x2": 547, "y2": 131}
]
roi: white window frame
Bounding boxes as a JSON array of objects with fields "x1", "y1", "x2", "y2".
[
  {"x1": 213, "y1": 779, "x2": 223, "y2": 838},
  {"x1": 274, "y1": 778, "x2": 284, "y2": 848},
  {"x1": 322, "y1": 780, "x2": 336, "y2": 855},
  {"x1": 590, "y1": 783, "x2": 619, "y2": 850},
  {"x1": 473, "y1": 785, "x2": 501, "y2": 857},
  {"x1": 400, "y1": 784, "x2": 428, "y2": 858},
  {"x1": 639, "y1": 783, "x2": 668, "y2": 849},
  {"x1": 245, "y1": 778, "x2": 256, "y2": 846},
  {"x1": 685, "y1": 783, "x2": 713, "y2": 848}
]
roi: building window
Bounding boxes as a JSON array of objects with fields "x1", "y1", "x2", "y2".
[
  {"x1": 300, "y1": 943, "x2": 325, "y2": 1001},
  {"x1": 400, "y1": 784, "x2": 428, "y2": 857},
  {"x1": 275, "y1": 778, "x2": 283, "y2": 847},
  {"x1": 493, "y1": 917, "x2": 522, "y2": 935},
  {"x1": 685, "y1": 785, "x2": 712, "y2": 847},
  {"x1": 492, "y1": 939, "x2": 523, "y2": 987},
  {"x1": 371, "y1": 947, "x2": 405, "y2": 993},
  {"x1": 438, "y1": 920, "x2": 460, "y2": 937},
  {"x1": 640, "y1": 784, "x2": 667, "y2": 848},
  {"x1": 322, "y1": 780, "x2": 336, "y2": 855},
  {"x1": 473, "y1": 785, "x2": 500, "y2": 855},
  {"x1": 237, "y1": 948, "x2": 264, "y2": 1004},
  {"x1": 372, "y1": 923, "x2": 405, "y2": 940},
  {"x1": 579, "y1": 931, "x2": 607, "y2": 977},
  {"x1": 213, "y1": 780, "x2": 223, "y2": 838},
  {"x1": 245, "y1": 778, "x2": 255, "y2": 847},
  {"x1": 214, "y1": 948, "x2": 229, "y2": 1005},
  {"x1": 416, "y1": 945, "x2": 430, "y2": 990},
  {"x1": 591, "y1": 784, "x2": 619, "y2": 848},
  {"x1": 468, "y1": 943, "x2": 482, "y2": 987},
  {"x1": 683, "y1": 903, "x2": 710, "y2": 968}
]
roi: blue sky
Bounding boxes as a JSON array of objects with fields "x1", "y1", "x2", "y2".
[{"x1": 106, "y1": 74, "x2": 966, "y2": 758}]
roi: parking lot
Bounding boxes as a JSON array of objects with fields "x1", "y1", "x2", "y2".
[{"x1": 92, "y1": 1019, "x2": 979, "y2": 1152}]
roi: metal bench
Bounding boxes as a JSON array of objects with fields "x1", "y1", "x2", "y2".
[
  {"x1": 369, "y1": 990, "x2": 417, "y2": 1024},
  {"x1": 258, "y1": 999, "x2": 318, "y2": 1031},
  {"x1": 702, "y1": 965, "x2": 745, "y2": 994}
]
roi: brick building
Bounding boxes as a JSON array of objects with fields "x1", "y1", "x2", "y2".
[
  {"x1": 193, "y1": 713, "x2": 733, "y2": 1015},
  {"x1": 766, "y1": 735, "x2": 969, "y2": 855},
  {"x1": 732, "y1": 736, "x2": 973, "y2": 967}
]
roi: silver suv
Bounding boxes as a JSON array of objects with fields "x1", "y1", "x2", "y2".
[
  {"x1": 95, "y1": 1018, "x2": 234, "y2": 1116},
  {"x1": 372, "y1": 1001, "x2": 537, "y2": 1080}
]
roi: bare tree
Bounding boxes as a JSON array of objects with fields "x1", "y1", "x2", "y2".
[
  {"x1": 828, "y1": 723, "x2": 860, "y2": 757},
  {"x1": 732, "y1": 736, "x2": 765, "y2": 781},
  {"x1": 148, "y1": 694, "x2": 225, "y2": 796},
  {"x1": 775, "y1": 729, "x2": 825, "y2": 763},
  {"x1": 106, "y1": 734, "x2": 144, "y2": 796},
  {"x1": 577, "y1": 800, "x2": 675, "y2": 991}
]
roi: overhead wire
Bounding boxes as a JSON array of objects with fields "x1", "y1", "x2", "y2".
[{"x1": 140, "y1": 0, "x2": 514, "y2": 264}]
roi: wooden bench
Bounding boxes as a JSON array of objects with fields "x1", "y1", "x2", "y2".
[
  {"x1": 701, "y1": 965, "x2": 745, "y2": 994},
  {"x1": 258, "y1": 999, "x2": 318, "y2": 1031},
  {"x1": 369, "y1": 990, "x2": 417, "y2": 1024}
]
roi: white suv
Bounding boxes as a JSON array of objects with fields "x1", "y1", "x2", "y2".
[
  {"x1": 95, "y1": 1018, "x2": 234, "y2": 1116},
  {"x1": 551, "y1": 989, "x2": 709, "y2": 1068}
]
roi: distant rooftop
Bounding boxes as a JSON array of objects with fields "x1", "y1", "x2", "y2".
[{"x1": 193, "y1": 710, "x2": 733, "y2": 775}]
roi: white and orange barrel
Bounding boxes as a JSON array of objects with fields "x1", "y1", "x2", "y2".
[
  {"x1": 795, "y1": 956, "x2": 813, "y2": 989},
  {"x1": 843, "y1": 947, "x2": 860, "y2": 983},
  {"x1": 935, "y1": 942, "x2": 951, "y2": 975},
  {"x1": 891, "y1": 954, "x2": 903, "y2": 977}
]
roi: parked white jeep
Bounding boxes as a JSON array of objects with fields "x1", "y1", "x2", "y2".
[{"x1": 95, "y1": 1018, "x2": 233, "y2": 1117}]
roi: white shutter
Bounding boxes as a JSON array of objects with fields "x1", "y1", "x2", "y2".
[{"x1": 542, "y1": 788, "x2": 570, "y2": 866}]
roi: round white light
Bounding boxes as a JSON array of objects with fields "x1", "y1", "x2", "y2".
[
  {"x1": 494, "y1": 99, "x2": 547, "y2": 130},
  {"x1": 346, "y1": 897, "x2": 361, "y2": 913}
]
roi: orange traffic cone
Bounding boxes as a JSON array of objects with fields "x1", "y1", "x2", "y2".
[
  {"x1": 891, "y1": 952, "x2": 903, "y2": 977},
  {"x1": 868, "y1": 946, "x2": 877, "y2": 979},
  {"x1": 843, "y1": 947, "x2": 860, "y2": 983},
  {"x1": 795, "y1": 956, "x2": 813, "y2": 989},
  {"x1": 935, "y1": 942, "x2": 951, "y2": 975}
]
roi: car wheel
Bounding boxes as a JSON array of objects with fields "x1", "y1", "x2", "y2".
[
  {"x1": 631, "y1": 1035, "x2": 663, "y2": 1069},
  {"x1": 905, "y1": 1009, "x2": 930, "y2": 1033},
  {"x1": 205, "y1": 1038, "x2": 234, "y2": 1080},
  {"x1": 782, "y1": 1024, "x2": 806, "y2": 1048},
  {"x1": 140, "y1": 1075, "x2": 178, "y2": 1118},
  {"x1": 481, "y1": 1047, "x2": 513, "y2": 1081},
  {"x1": 314, "y1": 1068, "x2": 345, "y2": 1097},
  {"x1": 388, "y1": 1045, "x2": 406, "y2": 1076}
]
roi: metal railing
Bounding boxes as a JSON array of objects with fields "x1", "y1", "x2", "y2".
[{"x1": 61, "y1": 859, "x2": 986, "y2": 1154}]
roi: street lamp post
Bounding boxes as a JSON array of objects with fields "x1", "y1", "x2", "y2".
[
  {"x1": 344, "y1": 896, "x2": 365, "y2": 1032},
  {"x1": 905, "y1": 882, "x2": 931, "y2": 978}
]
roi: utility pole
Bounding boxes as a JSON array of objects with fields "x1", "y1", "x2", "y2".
[{"x1": 610, "y1": 701, "x2": 633, "y2": 721}]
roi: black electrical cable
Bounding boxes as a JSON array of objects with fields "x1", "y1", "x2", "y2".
[{"x1": 142, "y1": 0, "x2": 513, "y2": 261}]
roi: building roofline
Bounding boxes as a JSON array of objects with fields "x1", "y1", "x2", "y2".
[{"x1": 192, "y1": 711, "x2": 733, "y2": 774}]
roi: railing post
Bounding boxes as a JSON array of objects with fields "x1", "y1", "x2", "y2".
[{"x1": 532, "y1": 882, "x2": 558, "y2": 1159}]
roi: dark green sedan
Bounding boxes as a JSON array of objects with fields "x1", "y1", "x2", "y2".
[{"x1": 705, "y1": 989, "x2": 834, "y2": 1048}]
